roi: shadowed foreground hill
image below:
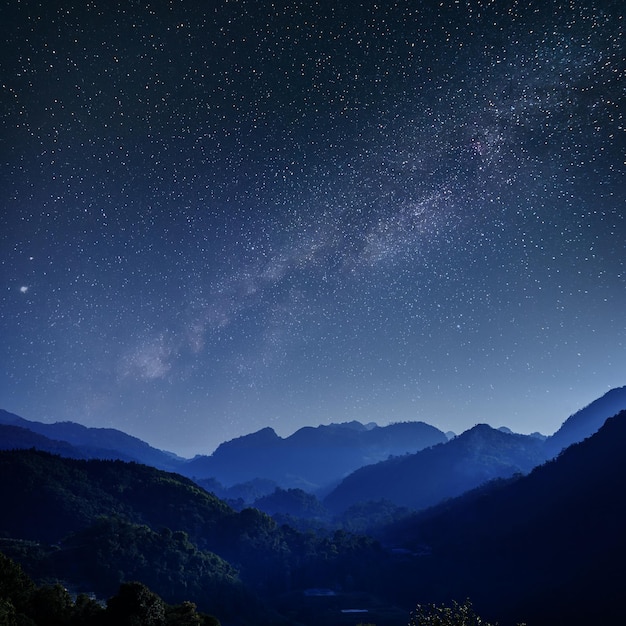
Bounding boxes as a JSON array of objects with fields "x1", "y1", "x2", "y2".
[
  {"x1": 0, "y1": 450, "x2": 388, "y2": 624},
  {"x1": 0, "y1": 450, "x2": 233, "y2": 545},
  {"x1": 0, "y1": 551, "x2": 222, "y2": 626},
  {"x1": 0, "y1": 450, "x2": 251, "y2": 619},
  {"x1": 380, "y1": 410, "x2": 626, "y2": 626}
]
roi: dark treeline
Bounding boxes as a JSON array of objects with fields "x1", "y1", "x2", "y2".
[
  {"x1": 0, "y1": 449, "x2": 390, "y2": 624},
  {"x1": 0, "y1": 550, "x2": 220, "y2": 625}
]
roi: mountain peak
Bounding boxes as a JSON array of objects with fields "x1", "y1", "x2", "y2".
[
  {"x1": 212, "y1": 427, "x2": 280, "y2": 456},
  {"x1": 187, "y1": 420, "x2": 447, "y2": 489},
  {"x1": 326, "y1": 420, "x2": 370, "y2": 432},
  {"x1": 461, "y1": 423, "x2": 499, "y2": 438}
]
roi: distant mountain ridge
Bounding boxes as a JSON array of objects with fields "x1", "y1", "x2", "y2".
[
  {"x1": 2, "y1": 386, "x2": 625, "y2": 502},
  {"x1": 0, "y1": 424, "x2": 87, "y2": 458},
  {"x1": 0, "y1": 409, "x2": 448, "y2": 490},
  {"x1": 184, "y1": 420, "x2": 449, "y2": 489},
  {"x1": 0, "y1": 409, "x2": 183, "y2": 471},
  {"x1": 323, "y1": 386, "x2": 626, "y2": 512}
]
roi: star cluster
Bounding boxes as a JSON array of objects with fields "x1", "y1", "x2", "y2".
[{"x1": 1, "y1": 0, "x2": 624, "y2": 455}]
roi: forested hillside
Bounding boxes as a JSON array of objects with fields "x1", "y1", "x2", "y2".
[
  {"x1": 0, "y1": 450, "x2": 389, "y2": 624},
  {"x1": 377, "y1": 411, "x2": 626, "y2": 626}
]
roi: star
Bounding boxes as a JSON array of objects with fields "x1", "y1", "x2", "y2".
[{"x1": 0, "y1": 0, "x2": 623, "y2": 457}]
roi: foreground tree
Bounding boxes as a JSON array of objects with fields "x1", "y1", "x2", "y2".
[
  {"x1": 409, "y1": 599, "x2": 526, "y2": 626},
  {"x1": 0, "y1": 550, "x2": 221, "y2": 626},
  {"x1": 106, "y1": 582, "x2": 167, "y2": 626}
]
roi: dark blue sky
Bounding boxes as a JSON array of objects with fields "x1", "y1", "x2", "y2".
[{"x1": 2, "y1": 0, "x2": 624, "y2": 456}]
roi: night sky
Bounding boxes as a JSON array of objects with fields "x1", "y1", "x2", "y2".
[{"x1": 2, "y1": 0, "x2": 624, "y2": 457}]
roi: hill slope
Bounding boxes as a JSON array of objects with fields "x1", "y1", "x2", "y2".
[
  {"x1": 544, "y1": 385, "x2": 626, "y2": 457},
  {"x1": 381, "y1": 410, "x2": 626, "y2": 626},
  {"x1": 324, "y1": 424, "x2": 546, "y2": 512},
  {"x1": 0, "y1": 449, "x2": 233, "y2": 545},
  {"x1": 324, "y1": 387, "x2": 626, "y2": 513},
  {"x1": 0, "y1": 409, "x2": 183, "y2": 471},
  {"x1": 0, "y1": 449, "x2": 387, "y2": 623},
  {"x1": 0, "y1": 424, "x2": 87, "y2": 458}
]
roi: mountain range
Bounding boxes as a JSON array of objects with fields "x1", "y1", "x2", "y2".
[
  {"x1": 2, "y1": 385, "x2": 626, "y2": 512},
  {"x1": 184, "y1": 420, "x2": 448, "y2": 490},
  {"x1": 2, "y1": 387, "x2": 626, "y2": 624},
  {"x1": 0, "y1": 388, "x2": 626, "y2": 626},
  {"x1": 322, "y1": 386, "x2": 626, "y2": 512},
  {"x1": 0, "y1": 409, "x2": 449, "y2": 492},
  {"x1": 323, "y1": 424, "x2": 547, "y2": 512}
]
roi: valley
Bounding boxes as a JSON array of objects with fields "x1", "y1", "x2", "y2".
[{"x1": 1, "y1": 387, "x2": 626, "y2": 625}]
